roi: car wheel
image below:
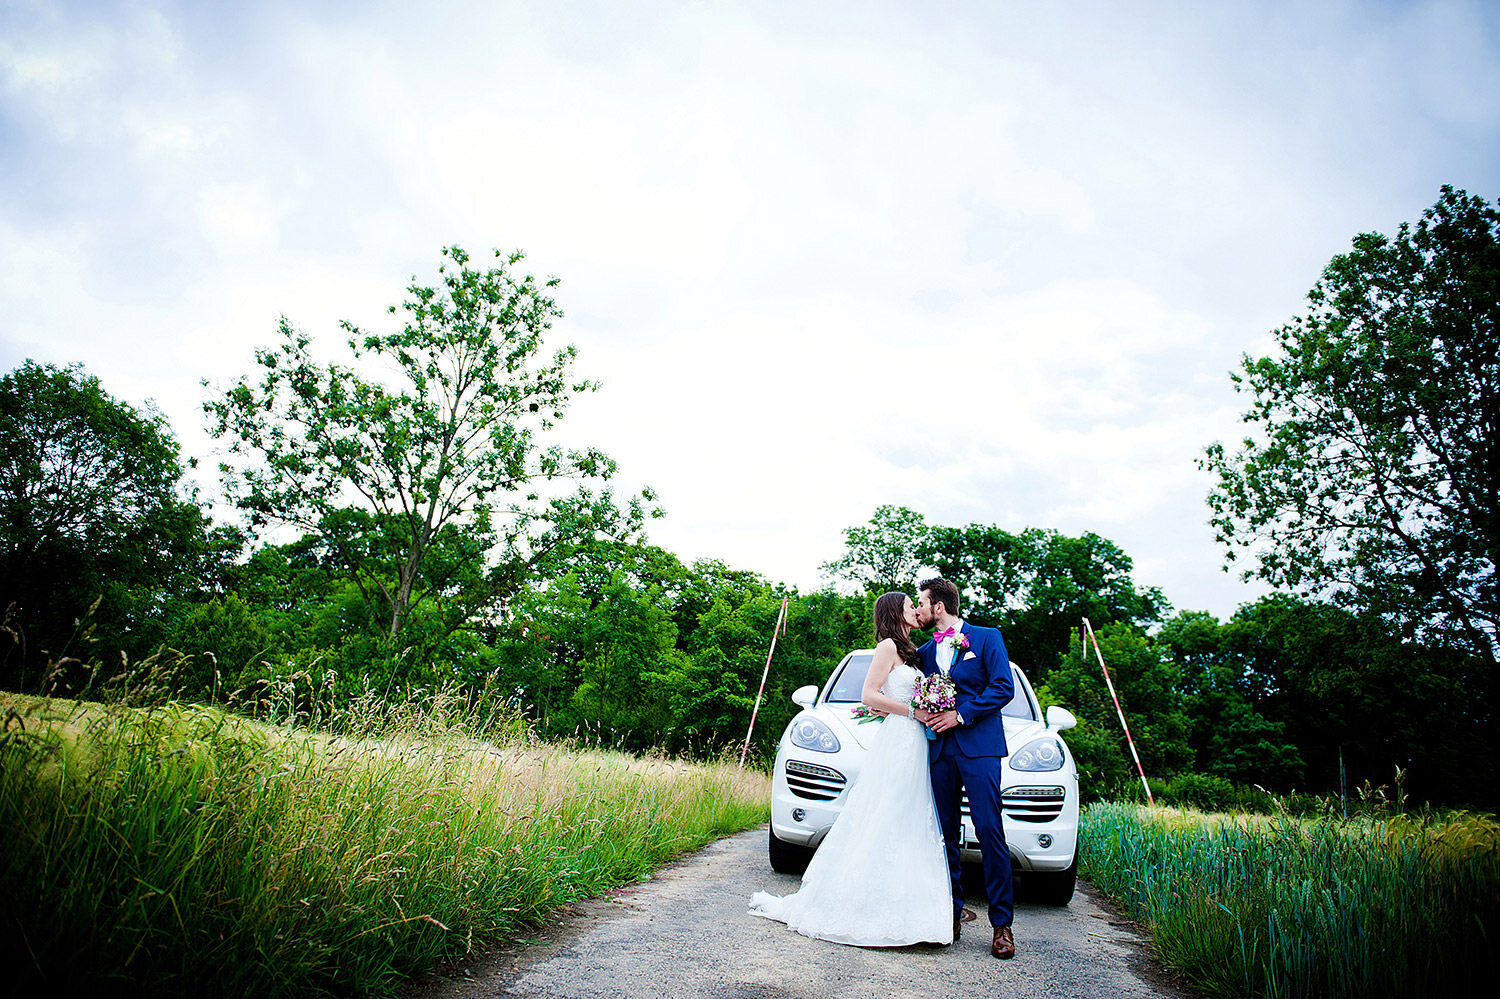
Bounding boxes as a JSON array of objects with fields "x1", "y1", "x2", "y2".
[
  {"x1": 769, "y1": 828, "x2": 813, "y2": 874},
  {"x1": 1028, "y1": 855, "x2": 1077, "y2": 906}
]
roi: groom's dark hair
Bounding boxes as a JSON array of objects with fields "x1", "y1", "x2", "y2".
[{"x1": 920, "y1": 578, "x2": 961, "y2": 618}]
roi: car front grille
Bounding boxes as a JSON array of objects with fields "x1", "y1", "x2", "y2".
[
  {"x1": 785, "y1": 759, "x2": 848, "y2": 801},
  {"x1": 1002, "y1": 786, "x2": 1067, "y2": 822},
  {"x1": 957, "y1": 787, "x2": 1067, "y2": 826}
]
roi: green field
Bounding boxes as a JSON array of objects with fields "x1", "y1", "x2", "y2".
[
  {"x1": 1080, "y1": 801, "x2": 1500, "y2": 998},
  {"x1": 0, "y1": 692, "x2": 770, "y2": 997}
]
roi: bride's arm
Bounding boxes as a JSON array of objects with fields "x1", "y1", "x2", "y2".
[{"x1": 860, "y1": 639, "x2": 916, "y2": 718}]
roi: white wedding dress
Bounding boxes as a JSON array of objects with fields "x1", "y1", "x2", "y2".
[{"x1": 748, "y1": 663, "x2": 952, "y2": 946}]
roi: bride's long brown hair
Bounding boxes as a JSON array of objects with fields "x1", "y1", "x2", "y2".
[{"x1": 873, "y1": 591, "x2": 920, "y2": 667}]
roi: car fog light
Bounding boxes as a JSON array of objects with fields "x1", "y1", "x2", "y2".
[
  {"x1": 1037, "y1": 834, "x2": 1053, "y2": 849},
  {"x1": 791, "y1": 808, "x2": 806, "y2": 822}
]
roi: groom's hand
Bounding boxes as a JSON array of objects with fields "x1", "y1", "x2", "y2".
[{"x1": 926, "y1": 710, "x2": 961, "y2": 733}]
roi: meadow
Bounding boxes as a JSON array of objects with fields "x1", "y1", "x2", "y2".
[
  {"x1": 0, "y1": 684, "x2": 769, "y2": 997},
  {"x1": 1080, "y1": 800, "x2": 1500, "y2": 998}
]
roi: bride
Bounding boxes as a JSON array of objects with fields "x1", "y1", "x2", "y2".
[{"x1": 749, "y1": 591, "x2": 952, "y2": 946}]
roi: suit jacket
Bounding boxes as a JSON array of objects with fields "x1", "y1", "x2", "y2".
[{"x1": 919, "y1": 623, "x2": 1015, "y2": 759}]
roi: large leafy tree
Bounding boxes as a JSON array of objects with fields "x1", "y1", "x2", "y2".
[
  {"x1": 922, "y1": 524, "x2": 1166, "y2": 674},
  {"x1": 821, "y1": 506, "x2": 1165, "y2": 674},
  {"x1": 820, "y1": 505, "x2": 930, "y2": 593},
  {"x1": 206, "y1": 246, "x2": 648, "y2": 648},
  {"x1": 1202, "y1": 186, "x2": 1500, "y2": 667},
  {"x1": 1155, "y1": 610, "x2": 1305, "y2": 789},
  {"x1": 1036, "y1": 623, "x2": 1193, "y2": 796},
  {"x1": 0, "y1": 361, "x2": 222, "y2": 682}
]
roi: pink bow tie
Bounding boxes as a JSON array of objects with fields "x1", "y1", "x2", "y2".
[{"x1": 933, "y1": 627, "x2": 956, "y2": 642}]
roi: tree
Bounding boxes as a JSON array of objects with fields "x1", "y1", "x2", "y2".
[
  {"x1": 206, "y1": 246, "x2": 650, "y2": 649},
  {"x1": 1037, "y1": 623, "x2": 1192, "y2": 796},
  {"x1": 163, "y1": 592, "x2": 278, "y2": 698},
  {"x1": 821, "y1": 505, "x2": 929, "y2": 593},
  {"x1": 1218, "y1": 595, "x2": 1495, "y2": 807},
  {"x1": 0, "y1": 361, "x2": 219, "y2": 683},
  {"x1": 1202, "y1": 186, "x2": 1500, "y2": 667},
  {"x1": 1155, "y1": 611, "x2": 1304, "y2": 789},
  {"x1": 922, "y1": 524, "x2": 1166, "y2": 675}
]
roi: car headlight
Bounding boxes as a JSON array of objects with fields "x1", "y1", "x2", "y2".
[
  {"x1": 1010, "y1": 737, "x2": 1066, "y2": 771},
  {"x1": 788, "y1": 716, "x2": 841, "y2": 753}
]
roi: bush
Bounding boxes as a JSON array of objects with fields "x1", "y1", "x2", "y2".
[
  {"x1": 165, "y1": 593, "x2": 277, "y2": 698},
  {"x1": 1163, "y1": 773, "x2": 1236, "y2": 811}
]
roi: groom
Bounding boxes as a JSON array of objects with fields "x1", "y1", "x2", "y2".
[{"x1": 915, "y1": 577, "x2": 1017, "y2": 959}]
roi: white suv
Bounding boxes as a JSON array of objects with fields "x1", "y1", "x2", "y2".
[{"x1": 768, "y1": 649, "x2": 1080, "y2": 905}]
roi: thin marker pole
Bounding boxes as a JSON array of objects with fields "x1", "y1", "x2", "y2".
[
  {"x1": 1082, "y1": 617, "x2": 1154, "y2": 806},
  {"x1": 740, "y1": 595, "x2": 790, "y2": 768}
]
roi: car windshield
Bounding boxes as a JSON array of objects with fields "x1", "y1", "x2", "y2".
[
  {"x1": 823, "y1": 652, "x2": 1038, "y2": 721},
  {"x1": 825, "y1": 654, "x2": 874, "y2": 702}
]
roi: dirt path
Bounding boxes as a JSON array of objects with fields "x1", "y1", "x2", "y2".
[{"x1": 405, "y1": 826, "x2": 1195, "y2": 999}]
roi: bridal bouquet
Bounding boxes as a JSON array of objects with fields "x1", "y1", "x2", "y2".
[
  {"x1": 914, "y1": 673, "x2": 957, "y2": 713},
  {"x1": 913, "y1": 673, "x2": 957, "y2": 741}
]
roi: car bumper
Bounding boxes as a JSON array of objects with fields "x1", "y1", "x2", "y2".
[
  {"x1": 770, "y1": 752, "x2": 862, "y2": 847},
  {"x1": 773, "y1": 757, "x2": 1079, "y2": 869},
  {"x1": 960, "y1": 777, "x2": 1080, "y2": 870}
]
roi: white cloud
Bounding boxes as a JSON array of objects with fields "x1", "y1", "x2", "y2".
[{"x1": 1, "y1": 0, "x2": 1496, "y2": 621}]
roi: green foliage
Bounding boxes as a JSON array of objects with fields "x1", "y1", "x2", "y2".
[
  {"x1": 0, "y1": 692, "x2": 768, "y2": 998},
  {"x1": 163, "y1": 592, "x2": 278, "y2": 698},
  {"x1": 1156, "y1": 610, "x2": 1305, "y2": 789},
  {"x1": 491, "y1": 541, "x2": 870, "y2": 761},
  {"x1": 1081, "y1": 802, "x2": 1500, "y2": 998},
  {"x1": 205, "y1": 246, "x2": 651, "y2": 647},
  {"x1": 923, "y1": 523, "x2": 1167, "y2": 675},
  {"x1": 823, "y1": 506, "x2": 1166, "y2": 674},
  {"x1": 1038, "y1": 623, "x2": 1193, "y2": 788},
  {"x1": 1226, "y1": 596, "x2": 1494, "y2": 806},
  {"x1": 819, "y1": 504, "x2": 929, "y2": 593},
  {"x1": 1202, "y1": 186, "x2": 1500, "y2": 668},
  {"x1": 0, "y1": 360, "x2": 229, "y2": 685},
  {"x1": 1159, "y1": 772, "x2": 1237, "y2": 811}
]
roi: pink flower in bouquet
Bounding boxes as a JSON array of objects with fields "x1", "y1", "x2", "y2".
[
  {"x1": 914, "y1": 673, "x2": 957, "y2": 713},
  {"x1": 850, "y1": 704, "x2": 885, "y2": 724}
]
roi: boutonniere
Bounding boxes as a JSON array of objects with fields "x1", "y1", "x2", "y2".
[{"x1": 953, "y1": 633, "x2": 970, "y2": 654}]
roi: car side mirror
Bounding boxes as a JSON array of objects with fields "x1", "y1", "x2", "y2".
[
  {"x1": 1046, "y1": 705, "x2": 1078, "y2": 732},
  {"x1": 791, "y1": 684, "x2": 818, "y2": 709}
]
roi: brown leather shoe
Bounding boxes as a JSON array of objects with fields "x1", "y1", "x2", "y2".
[
  {"x1": 991, "y1": 925, "x2": 1015, "y2": 959},
  {"x1": 951, "y1": 907, "x2": 976, "y2": 943}
]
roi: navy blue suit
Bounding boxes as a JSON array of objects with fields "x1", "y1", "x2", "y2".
[{"x1": 920, "y1": 623, "x2": 1015, "y2": 928}]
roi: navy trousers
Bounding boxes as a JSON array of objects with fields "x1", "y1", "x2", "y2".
[{"x1": 930, "y1": 735, "x2": 1013, "y2": 928}]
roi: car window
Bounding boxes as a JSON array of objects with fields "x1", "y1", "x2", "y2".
[
  {"x1": 825, "y1": 654, "x2": 873, "y2": 702},
  {"x1": 825, "y1": 654, "x2": 1040, "y2": 720},
  {"x1": 1003, "y1": 668, "x2": 1038, "y2": 721}
]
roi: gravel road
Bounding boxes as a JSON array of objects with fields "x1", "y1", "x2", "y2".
[{"x1": 406, "y1": 826, "x2": 1195, "y2": 999}]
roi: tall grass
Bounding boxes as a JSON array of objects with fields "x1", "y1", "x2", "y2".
[
  {"x1": 0, "y1": 689, "x2": 769, "y2": 997},
  {"x1": 1081, "y1": 801, "x2": 1499, "y2": 998}
]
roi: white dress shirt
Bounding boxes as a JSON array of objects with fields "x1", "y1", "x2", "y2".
[{"x1": 936, "y1": 619, "x2": 967, "y2": 674}]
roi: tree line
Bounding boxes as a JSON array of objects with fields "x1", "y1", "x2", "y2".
[{"x1": 2, "y1": 188, "x2": 1495, "y2": 808}]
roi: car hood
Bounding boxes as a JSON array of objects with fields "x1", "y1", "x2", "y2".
[
  {"x1": 812, "y1": 704, "x2": 1058, "y2": 754},
  {"x1": 816, "y1": 703, "x2": 882, "y2": 750}
]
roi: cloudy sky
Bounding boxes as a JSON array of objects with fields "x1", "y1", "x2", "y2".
[{"x1": 3, "y1": 0, "x2": 1498, "y2": 620}]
